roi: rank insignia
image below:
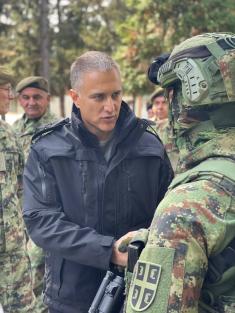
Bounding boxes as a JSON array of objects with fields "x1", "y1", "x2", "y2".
[{"x1": 130, "y1": 261, "x2": 161, "y2": 311}]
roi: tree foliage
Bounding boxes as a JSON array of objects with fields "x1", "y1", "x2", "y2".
[
  {"x1": 0, "y1": 0, "x2": 234, "y2": 108},
  {"x1": 115, "y1": 0, "x2": 235, "y2": 95}
]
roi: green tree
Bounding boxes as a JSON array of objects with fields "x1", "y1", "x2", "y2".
[
  {"x1": 115, "y1": 0, "x2": 235, "y2": 96},
  {"x1": 0, "y1": 1, "x2": 42, "y2": 76},
  {"x1": 50, "y1": 0, "x2": 127, "y2": 115},
  {"x1": 0, "y1": 0, "x2": 235, "y2": 112},
  {"x1": 39, "y1": 0, "x2": 50, "y2": 80}
]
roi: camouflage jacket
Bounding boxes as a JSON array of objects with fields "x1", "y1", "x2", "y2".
[
  {"x1": 13, "y1": 109, "x2": 58, "y2": 160},
  {"x1": 0, "y1": 120, "x2": 36, "y2": 312},
  {"x1": 151, "y1": 118, "x2": 179, "y2": 172},
  {"x1": 126, "y1": 126, "x2": 235, "y2": 313}
]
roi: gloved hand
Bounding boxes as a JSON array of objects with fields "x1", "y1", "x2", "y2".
[
  {"x1": 118, "y1": 228, "x2": 149, "y2": 253},
  {"x1": 129, "y1": 228, "x2": 149, "y2": 247}
]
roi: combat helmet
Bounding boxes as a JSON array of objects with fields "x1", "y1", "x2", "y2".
[{"x1": 148, "y1": 33, "x2": 235, "y2": 132}]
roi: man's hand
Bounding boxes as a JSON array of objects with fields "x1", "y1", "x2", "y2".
[{"x1": 111, "y1": 231, "x2": 138, "y2": 267}]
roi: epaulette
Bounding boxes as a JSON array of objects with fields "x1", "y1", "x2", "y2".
[{"x1": 32, "y1": 118, "x2": 70, "y2": 144}]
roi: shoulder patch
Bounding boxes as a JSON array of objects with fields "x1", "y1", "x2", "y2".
[
  {"x1": 32, "y1": 118, "x2": 70, "y2": 144},
  {"x1": 130, "y1": 261, "x2": 161, "y2": 311}
]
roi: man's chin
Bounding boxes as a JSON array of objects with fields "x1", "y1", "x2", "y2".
[
  {"x1": 26, "y1": 112, "x2": 42, "y2": 119},
  {"x1": 98, "y1": 124, "x2": 116, "y2": 138},
  {"x1": 102, "y1": 120, "x2": 117, "y2": 130}
]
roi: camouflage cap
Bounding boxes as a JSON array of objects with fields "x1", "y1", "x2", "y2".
[
  {"x1": 16, "y1": 76, "x2": 49, "y2": 93},
  {"x1": 0, "y1": 66, "x2": 14, "y2": 86}
]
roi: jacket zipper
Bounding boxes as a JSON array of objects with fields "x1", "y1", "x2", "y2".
[
  {"x1": 115, "y1": 170, "x2": 118, "y2": 239},
  {"x1": 82, "y1": 168, "x2": 88, "y2": 225},
  {"x1": 37, "y1": 162, "x2": 46, "y2": 200},
  {"x1": 99, "y1": 167, "x2": 105, "y2": 234}
]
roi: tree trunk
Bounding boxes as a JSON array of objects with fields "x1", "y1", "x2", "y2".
[
  {"x1": 56, "y1": 0, "x2": 65, "y2": 117},
  {"x1": 39, "y1": 0, "x2": 50, "y2": 82},
  {"x1": 59, "y1": 90, "x2": 65, "y2": 118}
]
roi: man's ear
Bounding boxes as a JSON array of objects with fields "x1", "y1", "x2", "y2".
[{"x1": 69, "y1": 89, "x2": 80, "y2": 107}]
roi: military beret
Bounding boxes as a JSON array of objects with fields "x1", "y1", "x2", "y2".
[
  {"x1": 150, "y1": 86, "x2": 165, "y2": 103},
  {"x1": 0, "y1": 66, "x2": 14, "y2": 86},
  {"x1": 16, "y1": 76, "x2": 49, "y2": 93}
]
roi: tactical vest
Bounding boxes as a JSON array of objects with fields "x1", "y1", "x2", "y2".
[{"x1": 168, "y1": 157, "x2": 235, "y2": 313}]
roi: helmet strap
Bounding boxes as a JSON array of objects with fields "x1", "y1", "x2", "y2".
[{"x1": 206, "y1": 42, "x2": 225, "y2": 59}]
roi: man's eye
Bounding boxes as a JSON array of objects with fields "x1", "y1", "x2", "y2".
[
  {"x1": 112, "y1": 92, "x2": 121, "y2": 99},
  {"x1": 94, "y1": 94, "x2": 105, "y2": 101},
  {"x1": 21, "y1": 95, "x2": 42, "y2": 100},
  {"x1": 33, "y1": 95, "x2": 42, "y2": 100}
]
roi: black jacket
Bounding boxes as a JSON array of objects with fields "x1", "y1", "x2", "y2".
[{"x1": 23, "y1": 102, "x2": 173, "y2": 313}]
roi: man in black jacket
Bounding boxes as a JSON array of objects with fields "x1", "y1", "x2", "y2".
[{"x1": 23, "y1": 51, "x2": 173, "y2": 313}]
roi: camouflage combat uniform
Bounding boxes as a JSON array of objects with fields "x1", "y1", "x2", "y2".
[
  {"x1": 152, "y1": 118, "x2": 179, "y2": 172},
  {"x1": 13, "y1": 109, "x2": 58, "y2": 161},
  {"x1": 0, "y1": 120, "x2": 36, "y2": 313},
  {"x1": 126, "y1": 126, "x2": 235, "y2": 313},
  {"x1": 13, "y1": 109, "x2": 58, "y2": 313},
  {"x1": 126, "y1": 31, "x2": 235, "y2": 313}
]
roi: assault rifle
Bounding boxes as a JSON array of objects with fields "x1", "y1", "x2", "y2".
[
  {"x1": 88, "y1": 271, "x2": 124, "y2": 313},
  {"x1": 88, "y1": 241, "x2": 143, "y2": 313}
]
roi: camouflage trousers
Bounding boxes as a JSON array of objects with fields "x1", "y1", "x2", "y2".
[
  {"x1": 0, "y1": 251, "x2": 36, "y2": 313},
  {"x1": 27, "y1": 239, "x2": 48, "y2": 313}
]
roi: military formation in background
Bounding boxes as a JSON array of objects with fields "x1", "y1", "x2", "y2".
[
  {"x1": 125, "y1": 32, "x2": 235, "y2": 313},
  {"x1": 0, "y1": 68, "x2": 36, "y2": 312}
]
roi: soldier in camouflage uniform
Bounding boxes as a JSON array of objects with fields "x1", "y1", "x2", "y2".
[
  {"x1": 0, "y1": 67, "x2": 36, "y2": 312},
  {"x1": 150, "y1": 87, "x2": 179, "y2": 171},
  {"x1": 13, "y1": 76, "x2": 58, "y2": 313},
  {"x1": 125, "y1": 33, "x2": 235, "y2": 313},
  {"x1": 13, "y1": 76, "x2": 58, "y2": 160}
]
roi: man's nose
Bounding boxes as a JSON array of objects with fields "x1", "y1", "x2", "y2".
[
  {"x1": 9, "y1": 94, "x2": 15, "y2": 100},
  {"x1": 8, "y1": 89, "x2": 15, "y2": 100},
  {"x1": 104, "y1": 97, "x2": 115, "y2": 112},
  {"x1": 28, "y1": 97, "x2": 36, "y2": 105}
]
